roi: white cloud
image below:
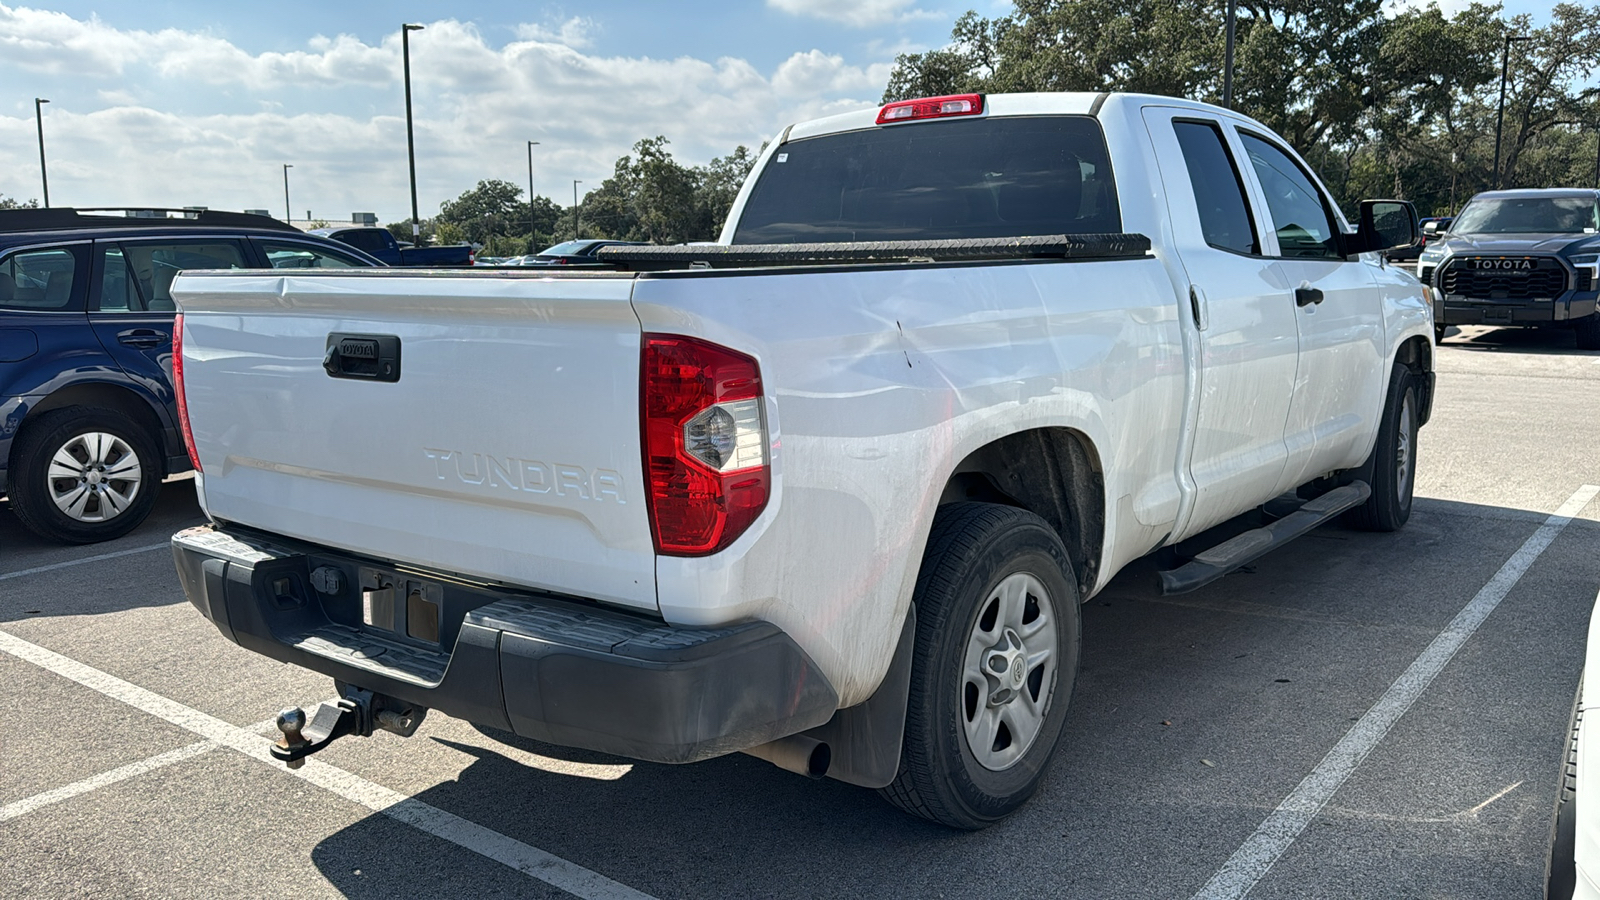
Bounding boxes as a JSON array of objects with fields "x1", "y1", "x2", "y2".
[
  {"x1": 513, "y1": 16, "x2": 597, "y2": 49},
  {"x1": 766, "y1": 0, "x2": 940, "y2": 28},
  {"x1": 0, "y1": 8, "x2": 896, "y2": 223}
]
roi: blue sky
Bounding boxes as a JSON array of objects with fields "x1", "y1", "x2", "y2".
[{"x1": 0, "y1": 1, "x2": 1555, "y2": 226}]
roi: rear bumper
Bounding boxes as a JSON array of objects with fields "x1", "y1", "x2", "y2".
[
  {"x1": 172, "y1": 524, "x2": 837, "y2": 763},
  {"x1": 1433, "y1": 294, "x2": 1598, "y2": 327}
]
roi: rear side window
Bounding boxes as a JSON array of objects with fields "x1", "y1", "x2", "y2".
[
  {"x1": 1173, "y1": 121, "x2": 1259, "y2": 255},
  {"x1": 258, "y1": 240, "x2": 364, "y2": 269},
  {"x1": 0, "y1": 248, "x2": 77, "y2": 310},
  {"x1": 733, "y1": 116, "x2": 1122, "y2": 243},
  {"x1": 107, "y1": 242, "x2": 246, "y2": 312}
]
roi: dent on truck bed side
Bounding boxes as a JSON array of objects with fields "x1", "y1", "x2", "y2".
[{"x1": 631, "y1": 254, "x2": 1185, "y2": 707}]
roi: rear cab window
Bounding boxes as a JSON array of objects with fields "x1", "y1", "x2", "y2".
[
  {"x1": 733, "y1": 116, "x2": 1122, "y2": 243},
  {"x1": 1, "y1": 246, "x2": 81, "y2": 311}
]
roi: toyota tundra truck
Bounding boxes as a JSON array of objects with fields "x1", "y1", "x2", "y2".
[{"x1": 168, "y1": 92, "x2": 1432, "y2": 829}]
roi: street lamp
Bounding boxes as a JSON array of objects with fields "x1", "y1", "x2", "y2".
[
  {"x1": 527, "y1": 140, "x2": 540, "y2": 252},
  {"x1": 1492, "y1": 32, "x2": 1531, "y2": 189},
  {"x1": 34, "y1": 98, "x2": 50, "y2": 208},
  {"x1": 282, "y1": 164, "x2": 293, "y2": 224},
  {"x1": 402, "y1": 23, "x2": 425, "y2": 240},
  {"x1": 1222, "y1": 0, "x2": 1238, "y2": 109},
  {"x1": 573, "y1": 180, "x2": 582, "y2": 240}
]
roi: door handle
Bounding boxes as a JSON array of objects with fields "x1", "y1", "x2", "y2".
[
  {"x1": 1294, "y1": 287, "x2": 1324, "y2": 307},
  {"x1": 117, "y1": 328, "x2": 170, "y2": 347}
]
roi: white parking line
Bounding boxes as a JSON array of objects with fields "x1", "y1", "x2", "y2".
[
  {"x1": 0, "y1": 541, "x2": 170, "y2": 582},
  {"x1": 0, "y1": 630, "x2": 657, "y2": 900},
  {"x1": 1192, "y1": 483, "x2": 1600, "y2": 900},
  {"x1": 1, "y1": 740, "x2": 217, "y2": 821}
]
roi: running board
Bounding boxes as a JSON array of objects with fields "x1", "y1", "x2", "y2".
[{"x1": 1158, "y1": 482, "x2": 1371, "y2": 595}]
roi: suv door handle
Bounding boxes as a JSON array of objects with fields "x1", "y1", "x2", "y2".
[
  {"x1": 117, "y1": 328, "x2": 170, "y2": 347},
  {"x1": 1294, "y1": 287, "x2": 1324, "y2": 307}
]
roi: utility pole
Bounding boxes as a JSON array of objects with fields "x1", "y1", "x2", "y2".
[
  {"x1": 573, "y1": 180, "x2": 582, "y2": 240},
  {"x1": 1222, "y1": 0, "x2": 1237, "y2": 109},
  {"x1": 402, "y1": 23, "x2": 425, "y2": 240},
  {"x1": 283, "y1": 164, "x2": 293, "y2": 224},
  {"x1": 34, "y1": 98, "x2": 50, "y2": 208},
  {"x1": 527, "y1": 140, "x2": 540, "y2": 252},
  {"x1": 1493, "y1": 33, "x2": 1531, "y2": 189}
]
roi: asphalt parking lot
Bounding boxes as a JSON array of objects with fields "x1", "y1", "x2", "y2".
[{"x1": 4, "y1": 322, "x2": 1599, "y2": 900}]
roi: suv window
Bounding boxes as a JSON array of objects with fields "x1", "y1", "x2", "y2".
[
  {"x1": 1173, "y1": 120, "x2": 1259, "y2": 256},
  {"x1": 258, "y1": 240, "x2": 364, "y2": 269},
  {"x1": 0, "y1": 247, "x2": 77, "y2": 310},
  {"x1": 733, "y1": 116, "x2": 1122, "y2": 243},
  {"x1": 101, "y1": 241, "x2": 245, "y2": 312},
  {"x1": 1239, "y1": 132, "x2": 1341, "y2": 260}
]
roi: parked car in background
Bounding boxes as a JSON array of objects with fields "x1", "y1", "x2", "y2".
[
  {"x1": 310, "y1": 226, "x2": 474, "y2": 267},
  {"x1": 1417, "y1": 189, "x2": 1600, "y2": 347},
  {"x1": 0, "y1": 207, "x2": 380, "y2": 543},
  {"x1": 526, "y1": 239, "x2": 647, "y2": 266}
]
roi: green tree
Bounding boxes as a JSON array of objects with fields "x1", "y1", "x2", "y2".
[{"x1": 0, "y1": 194, "x2": 41, "y2": 209}]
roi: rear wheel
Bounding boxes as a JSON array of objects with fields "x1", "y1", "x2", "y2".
[
  {"x1": 9, "y1": 408, "x2": 162, "y2": 544},
  {"x1": 880, "y1": 502, "x2": 1081, "y2": 830},
  {"x1": 1347, "y1": 363, "x2": 1417, "y2": 532}
]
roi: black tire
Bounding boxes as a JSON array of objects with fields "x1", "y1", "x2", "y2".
[
  {"x1": 9, "y1": 407, "x2": 163, "y2": 544},
  {"x1": 1434, "y1": 324, "x2": 1447, "y2": 345},
  {"x1": 1575, "y1": 313, "x2": 1600, "y2": 352},
  {"x1": 879, "y1": 502, "x2": 1081, "y2": 830},
  {"x1": 1346, "y1": 363, "x2": 1417, "y2": 533},
  {"x1": 1547, "y1": 677, "x2": 1581, "y2": 900}
]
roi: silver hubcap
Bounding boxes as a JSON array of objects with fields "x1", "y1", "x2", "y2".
[
  {"x1": 1395, "y1": 393, "x2": 1414, "y2": 503},
  {"x1": 961, "y1": 572, "x2": 1058, "y2": 771},
  {"x1": 47, "y1": 432, "x2": 142, "y2": 522}
]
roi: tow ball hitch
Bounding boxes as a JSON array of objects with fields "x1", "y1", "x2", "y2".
[{"x1": 272, "y1": 688, "x2": 426, "y2": 769}]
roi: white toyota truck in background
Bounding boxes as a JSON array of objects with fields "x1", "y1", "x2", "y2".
[{"x1": 169, "y1": 91, "x2": 1432, "y2": 829}]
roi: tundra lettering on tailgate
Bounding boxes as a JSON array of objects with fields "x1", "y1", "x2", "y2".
[{"x1": 422, "y1": 448, "x2": 626, "y2": 503}]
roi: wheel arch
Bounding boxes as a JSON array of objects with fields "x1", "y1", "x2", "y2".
[
  {"x1": 12, "y1": 382, "x2": 172, "y2": 476},
  {"x1": 1393, "y1": 334, "x2": 1434, "y2": 426},
  {"x1": 935, "y1": 427, "x2": 1106, "y2": 597}
]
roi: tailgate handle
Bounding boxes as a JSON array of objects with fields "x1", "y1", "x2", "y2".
[{"x1": 324, "y1": 333, "x2": 401, "y2": 382}]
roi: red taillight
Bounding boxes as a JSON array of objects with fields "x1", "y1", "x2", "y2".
[
  {"x1": 642, "y1": 335, "x2": 769, "y2": 556},
  {"x1": 172, "y1": 313, "x2": 201, "y2": 473},
  {"x1": 876, "y1": 93, "x2": 984, "y2": 125}
]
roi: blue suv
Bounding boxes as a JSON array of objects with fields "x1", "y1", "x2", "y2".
[{"x1": 0, "y1": 208, "x2": 381, "y2": 543}]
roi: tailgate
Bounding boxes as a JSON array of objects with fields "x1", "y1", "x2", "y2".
[{"x1": 172, "y1": 270, "x2": 656, "y2": 611}]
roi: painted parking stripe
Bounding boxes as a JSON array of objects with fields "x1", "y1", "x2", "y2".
[
  {"x1": 0, "y1": 630, "x2": 657, "y2": 900},
  {"x1": 1, "y1": 740, "x2": 217, "y2": 821},
  {"x1": 1192, "y1": 483, "x2": 1600, "y2": 900},
  {"x1": 0, "y1": 541, "x2": 170, "y2": 581}
]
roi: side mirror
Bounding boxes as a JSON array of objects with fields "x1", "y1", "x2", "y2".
[
  {"x1": 1421, "y1": 221, "x2": 1440, "y2": 237},
  {"x1": 1350, "y1": 199, "x2": 1419, "y2": 257}
]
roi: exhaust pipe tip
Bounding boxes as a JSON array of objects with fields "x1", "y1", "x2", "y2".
[{"x1": 744, "y1": 734, "x2": 831, "y2": 779}]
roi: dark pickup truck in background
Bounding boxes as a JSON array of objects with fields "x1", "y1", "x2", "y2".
[
  {"x1": 1418, "y1": 188, "x2": 1600, "y2": 349},
  {"x1": 310, "y1": 226, "x2": 474, "y2": 267}
]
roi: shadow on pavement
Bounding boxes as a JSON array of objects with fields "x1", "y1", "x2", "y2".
[
  {"x1": 1441, "y1": 324, "x2": 1600, "y2": 356},
  {"x1": 301, "y1": 496, "x2": 1600, "y2": 899}
]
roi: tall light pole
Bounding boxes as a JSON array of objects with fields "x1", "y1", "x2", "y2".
[
  {"x1": 1222, "y1": 0, "x2": 1238, "y2": 109},
  {"x1": 527, "y1": 140, "x2": 540, "y2": 252},
  {"x1": 402, "y1": 23, "x2": 425, "y2": 241},
  {"x1": 1493, "y1": 33, "x2": 1531, "y2": 189},
  {"x1": 282, "y1": 164, "x2": 293, "y2": 224},
  {"x1": 573, "y1": 180, "x2": 582, "y2": 240},
  {"x1": 34, "y1": 98, "x2": 50, "y2": 208}
]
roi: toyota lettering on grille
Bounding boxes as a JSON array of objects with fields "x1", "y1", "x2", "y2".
[{"x1": 1473, "y1": 258, "x2": 1533, "y2": 270}]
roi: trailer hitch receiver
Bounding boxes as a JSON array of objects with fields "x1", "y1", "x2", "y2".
[{"x1": 272, "y1": 688, "x2": 426, "y2": 769}]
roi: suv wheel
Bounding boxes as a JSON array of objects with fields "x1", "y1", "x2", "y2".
[
  {"x1": 879, "y1": 502, "x2": 1081, "y2": 829},
  {"x1": 9, "y1": 408, "x2": 162, "y2": 544}
]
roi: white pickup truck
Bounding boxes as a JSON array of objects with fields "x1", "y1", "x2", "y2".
[{"x1": 169, "y1": 92, "x2": 1432, "y2": 829}]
